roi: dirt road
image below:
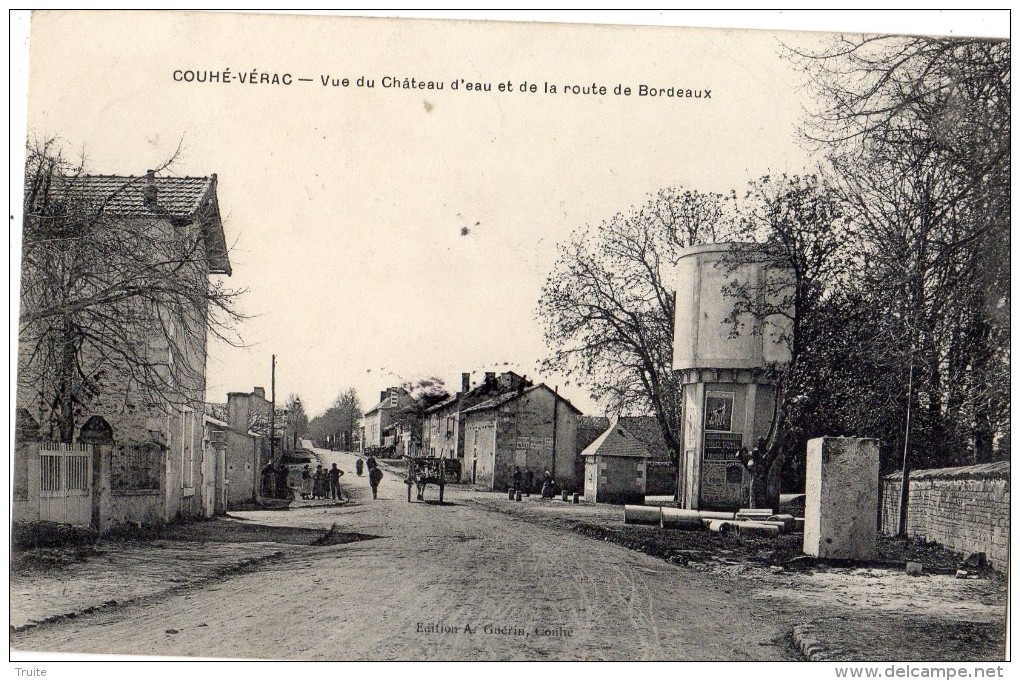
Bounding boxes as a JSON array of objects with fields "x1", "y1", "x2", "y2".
[{"x1": 12, "y1": 446, "x2": 794, "y2": 661}]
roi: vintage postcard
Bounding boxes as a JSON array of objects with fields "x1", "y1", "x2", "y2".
[{"x1": 9, "y1": 10, "x2": 1010, "y2": 670}]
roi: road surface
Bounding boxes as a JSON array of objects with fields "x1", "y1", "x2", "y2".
[{"x1": 11, "y1": 446, "x2": 793, "y2": 661}]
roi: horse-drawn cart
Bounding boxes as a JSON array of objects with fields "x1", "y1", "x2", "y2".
[{"x1": 404, "y1": 456, "x2": 458, "y2": 503}]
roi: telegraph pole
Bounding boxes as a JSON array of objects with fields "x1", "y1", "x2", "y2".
[
  {"x1": 270, "y1": 354, "x2": 277, "y2": 462},
  {"x1": 551, "y1": 385, "x2": 559, "y2": 479}
]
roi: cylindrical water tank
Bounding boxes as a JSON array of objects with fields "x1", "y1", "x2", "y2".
[{"x1": 672, "y1": 243, "x2": 794, "y2": 372}]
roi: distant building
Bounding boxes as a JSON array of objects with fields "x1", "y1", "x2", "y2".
[
  {"x1": 616, "y1": 416, "x2": 676, "y2": 496},
  {"x1": 423, "y1": 372, "x2": 530, "y2": 468},
  {"x1": 206, "y1": 386, "x2": 275, "y2": 508},
  {"x1": 581, "y1": 418, "x2": 653, "y2": 505},
  {"x1": 459, "y1": 378, "x2": 581, "y2": 492},
  {"x1": 363, "y1": 387, "x2": 414, "y2": 451}
]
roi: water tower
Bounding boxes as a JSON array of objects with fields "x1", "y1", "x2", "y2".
[{"x1": 671, "y1": 243, "x2": 793, "y2": 510}]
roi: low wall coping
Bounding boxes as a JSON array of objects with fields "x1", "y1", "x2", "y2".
[{"x1": 883, "y1": 461, "x2": 1009, "y2": 482}]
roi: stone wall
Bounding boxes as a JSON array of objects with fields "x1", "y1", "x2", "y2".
[{"x1": 881, "y1": 462, "x2": 1009, "y2": 570}]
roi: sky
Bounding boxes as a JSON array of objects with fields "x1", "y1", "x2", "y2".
[{"x1": 11, "y1": 11, "x2": 1008, "y2": 419}]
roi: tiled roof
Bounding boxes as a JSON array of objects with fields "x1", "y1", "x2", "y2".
[
  {"x1": 365, "y1": 387, "x2": 412, "y2": 415},
  {"x1": 580, "y1": 418, "x2": 652, "y2": 459},
  {"x1": 56, "y1": 173, "x2": 231, "y2": 275},
  {"x1": 617, "y1": 416, "x2": 672, "y2": 460},
  {"x1": 461, "y1": 384, "x2": 583, "y2": 416},
  {"x1": 424, "y1": 394, "x2": 460, "y2": 414},
  {"x1": 63, "y1": 174, "x2": 215, "y2": 218}
]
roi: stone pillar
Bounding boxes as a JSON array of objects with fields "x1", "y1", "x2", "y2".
[{"x1": 804, "y1": 437, "x2": 880, "y2": 560}]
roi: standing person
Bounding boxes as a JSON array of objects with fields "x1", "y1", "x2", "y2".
[
  {"x1": 329, "y1": 462, "x2": 344, "y2": 501},
  {"x1": 313, "y1": 464, "x2": 325, "y2": 499},
  {"x1": 524, "y1": 469, "x2": 534, "y2": 497},
  {"x1": 300, "y1": 465, "x2": 313, "y2": 500},
  {"x1": 275, "y1": 463, "x2": 290, "y2": 500},
  {"x1": 261, "y1": 460, "x2": 276, "y2": 498},
  {"x1": 368, "y1": 465, "x2": 383, "y2": 500},
  {"x1": 541, "y1": 470, "x2": 553, "y2": 499},
  {"x1": 355, "y1": 458, "x2": 364, "y2": 476},
  {"x1": 512, "y1": 466, "x2": 523, "y2": 492}
]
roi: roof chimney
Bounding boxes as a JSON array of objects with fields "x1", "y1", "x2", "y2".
[
  {"x1": 252, "y1": 387, "x2": 266, "y2": 400},
  {"x1": 461, "y1": 372, "x2": 471, "y2": 393},
  {"x1": 143, "y1": 169, "x2": 157, "y2": 208},
  {"x1": 484, "y1": 372, "x2": 496, "y2": 385},
  {"x1": 380, "y1": 390, "x2": 388, "y2": 403}
]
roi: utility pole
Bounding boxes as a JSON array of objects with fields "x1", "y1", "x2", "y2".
[
  {"x1": 270, "y1": 354, "x2": 276, "y2": 463},
  {"x1": 551, "y1": 385, "x2": 559, "y2": 479},
  {"x1": 898, "y1": 358, "x2": 914, "y2": 537}
]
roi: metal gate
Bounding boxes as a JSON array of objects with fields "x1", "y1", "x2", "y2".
[{"x1": 39, "y1": 443, "x2": 93, "y2": 526}]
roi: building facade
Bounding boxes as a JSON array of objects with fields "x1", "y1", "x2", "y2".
[
  {"x1": 15, "y1": 171, "x2": 232, "y2": 529},
  {"x1": 460, "y1": 383, "x2": 580, "y2": 492},
  {"x1": 363, "y1": 387, "x2": 414, "y2": 451}
]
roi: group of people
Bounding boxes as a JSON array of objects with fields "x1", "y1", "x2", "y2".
[
  {"x1": 300, "y1": 462, "x2": 345, "y2": 501},
  {"x1": 511, "y1": 467, "x2": 556, "y2": 498},
  {"x1": 259, "y1": 455, "x2": 386, "y2": 503},
  {"x1": 260, "y1": 461, "x2": 292, "y2": 500}
]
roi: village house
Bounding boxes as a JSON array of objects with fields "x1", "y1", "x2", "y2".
[
  {"x1": 616, "y1": 416, "x2": 677, "y2": 496},
  {"x1": 205, "y1": 386, "x2": 275, "y2": 509},
  {"x1": 363, "y1": 387, "x2": 415, "y2": 452},
  {"x1": 423, "y1": 371, "x2": 531, "y2": 481},
  {"x1": 14, "y1": 171, "x2": 231, "y2": 531},
  {"x1": 458, "y1": 375, "x2": 581, "y2": 492},
  {"x1": 581, "y1": 417, "x2": 673, "y2": 504}
]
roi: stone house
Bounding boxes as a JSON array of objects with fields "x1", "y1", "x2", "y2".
[
  {"x1": 363, "y1": 387, "x2": 415, "y2": 451},
  {"x1": 459, "y1": 381, "x2": 580, "y2": 492},
  {"x1": 423, "y1": 371, "x2": 531, "y2": 481},
  {"x1": 581, "y1": 418, "x2": 653, "y2": 504},
  {"x1": 616, "y1": 416, "x2": 677, "y2": 496},
  {"x1": 14, "y1": 171, "x2": 231, "y2": 530},
  {"x1": 206, "y1": 386, "x2": 274, "y2": 508}
]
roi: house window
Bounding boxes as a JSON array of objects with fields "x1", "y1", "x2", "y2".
[
  {"x1": 112, "y1": 444, "x2": 161, "y2": 490},
  {"x1": 181, "y1": 407, "x2": 195, "y2": 490}
]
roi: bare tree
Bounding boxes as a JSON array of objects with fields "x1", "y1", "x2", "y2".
[
  {"x1": 538, "y1": 187, "x2": 736, "y2": 457},
  {"x1": 718, "y1": 173, "x2": 855, "y2": 508},
  {"x1": 307, "y1": 388, "x2": 363, "y2": 449},
  {"x1": 18, "y1": 139, "x2": 247, "y2": 442},
  {"x1": 791, "y1": 34, "x2": 1010, "y2": 468}
]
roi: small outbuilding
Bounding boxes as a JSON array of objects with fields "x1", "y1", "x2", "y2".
[{"x1": 581, "y1": 418, "x2": 652, "y2": 505}]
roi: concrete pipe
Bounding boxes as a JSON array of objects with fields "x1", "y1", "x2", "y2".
[
  {"x1": 698, "y1": 510, "x2": 736, "y2": 521},
  {"x1": 623, "y1": 505, "x2": 662, "y2": 525},
  {"x1": 734, "y1": 521, "x2": 781, "y2": 538},
  {"x1": 735, "y1": 509, "x2": 774, "y2": 521},
  {"x1": 572, "y1": 492, "x2": 580, "y2": 504},
  {"x1": 767, "y1": 514, "x2": 795, "y2": 532},
  {"x1": 707, "y1": 520, "x2": 733, "y2": 534},
  {"x1": 660, "y1": 507, "x2": 702, "y2": 530},
  {"x1": 515, "y1": 490, "x2": 522, "y2": 502},
  {"x1": 793, "y1": 517, "x2": 805, "y2": 532},
  {"x1": 561, "y1": 490, "x2": 569, "y2": 502},
  {"x1": 508, "y1": 488, "x2": 515, "y2": 500}
]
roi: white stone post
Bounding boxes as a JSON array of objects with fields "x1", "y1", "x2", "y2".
[{"x1": 804, "y1": 437, "x2": 880, "y2": 560}]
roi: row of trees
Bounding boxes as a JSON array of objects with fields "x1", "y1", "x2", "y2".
[
  {"x1": 306, "y1": 378, "x2": 450, "y2": 452},
  {"x1": 538, "y1": 34, "x2": 1009, "y2": 504},
  {"x1": 306, "y1": 388, "x2": 363, "y2": 447}
]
